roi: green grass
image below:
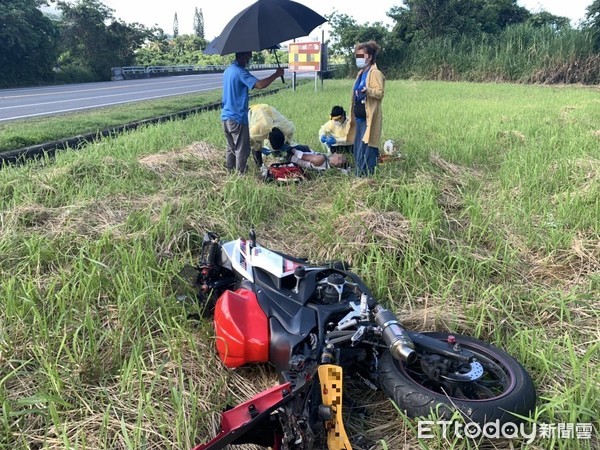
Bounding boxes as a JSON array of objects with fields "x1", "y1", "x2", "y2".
[{"x1": 0, "y1": 80, "x2": 598, "y2": 449}]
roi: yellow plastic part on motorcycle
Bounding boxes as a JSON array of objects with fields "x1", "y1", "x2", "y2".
[{"x1": 318, "y1": 364, "x2": 352, "y2": 450}]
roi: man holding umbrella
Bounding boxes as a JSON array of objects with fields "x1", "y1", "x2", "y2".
[
  {"x1": 205, "y1": 0, "x2": 326, "y2": 174},
  {"x1": 222, "y1": 52, "x2": 284, "y2": 174}
]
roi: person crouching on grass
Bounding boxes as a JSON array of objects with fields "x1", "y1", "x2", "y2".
[{"x1": 318, "y1": 105, "x2": 351, "y2": 152}]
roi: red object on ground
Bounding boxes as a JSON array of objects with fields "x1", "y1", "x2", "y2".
[
  {"x1": 268, "y1": 162, "x2": 306, "y2": 181},
  {"x1": 192, "y1": 382, "x2": 291, "y2": 450},
  {"x1": 214, "y1": 288, "x2": 269, "y2": 367}
]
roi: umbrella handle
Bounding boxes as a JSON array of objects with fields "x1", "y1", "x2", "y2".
[{"x1": 274, "y1": 50, "x2": 285, "y2": 84}]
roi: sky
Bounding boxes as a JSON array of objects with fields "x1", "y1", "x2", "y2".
[{"x1": 99, "y1": 1, "x2": 592, "y2": 40}]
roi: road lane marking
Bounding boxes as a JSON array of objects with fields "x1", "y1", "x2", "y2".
[
  {"x1": 0, "y1": 87, "x2": 223, "y2": 122},
  {"x1": 0, "y1": 83, "x2": 223, "y2": 111},
  {"x1": 0, "y1": 75, "x2": 224, "y2": 99},
  {"x1": 0, "y1": 70, "x2": 276, "y2": 100}
]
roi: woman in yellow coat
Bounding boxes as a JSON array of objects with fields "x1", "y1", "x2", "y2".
[{"x1": 347, "y1": 41, "x2": 385, "y2": 176}]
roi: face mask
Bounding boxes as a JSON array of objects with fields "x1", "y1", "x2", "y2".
[{"x1": 355, "y1": 57, "x2": 366, "y2": 68}]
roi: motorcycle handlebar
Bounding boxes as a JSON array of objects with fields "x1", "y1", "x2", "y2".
[{"x1": 201, "y1": 232, "x2": 220, "y2": 266}]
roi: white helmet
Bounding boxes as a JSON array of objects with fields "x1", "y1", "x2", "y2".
[{"x1": 383, "y1": 139, "x2": 396, "y2": 155}]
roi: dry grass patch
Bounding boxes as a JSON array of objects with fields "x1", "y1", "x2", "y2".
[
  {"x1": 559, "y1": 105, "x2": 577, "y2": 124},
  {"x1": 318, "y1": 210, "x2": 415, "y2": 264},
  {"x1": 550, "y1": 157, "x2": 600, "y2": 204},
  {"x1": 428, "y1": 152, "x2": 482, "y2": 234},
  {"x1": 429, "y1": 152, "x2": 483, "y2": 184},
  {"x1": 395, "y1": 302, "x2": 470, "y2": 334},
  {"x1": 138, "y1": 142, "x2": 227, "y2": 181},
  {"x1": 528, "y1": 233, "x2": 600, "y2": 288},
  {"x1": 497, "y1": 129, "x2": 527, "y2": 144},
  {"x1": 426, "y1": 156, "x2": 490, "y2": 262},
  {"x1": 3, "y1": 194, "x2": 173, "y2": 239}
]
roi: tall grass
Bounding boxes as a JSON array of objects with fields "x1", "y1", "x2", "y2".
[
  {"x1": 0, "y1": 80, "x2": 598, "y2": 449},
  {"x1": 397, "y1": 24, "x2": 599, "y2": 84}
]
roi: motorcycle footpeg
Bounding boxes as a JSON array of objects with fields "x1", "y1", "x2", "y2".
[{"x1": 318, "y1": 364, "x2": 352, "y2": 450}]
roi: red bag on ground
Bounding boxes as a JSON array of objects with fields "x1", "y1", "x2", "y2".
[{"x1": 266, "y1": 162, "x2": 306, "y2": 182}]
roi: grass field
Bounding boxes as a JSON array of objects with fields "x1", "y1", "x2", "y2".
[{"x1": 0, "y1": 80, "x2": 598, "y2": 449}]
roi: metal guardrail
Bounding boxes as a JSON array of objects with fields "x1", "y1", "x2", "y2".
[{"x1": 111, "y1": 64, "x2": 289, "y2": 80}]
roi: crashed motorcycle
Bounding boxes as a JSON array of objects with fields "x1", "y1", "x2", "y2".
[{"x1": 182, "y1": 231, "x2": 536, "y2": 450}]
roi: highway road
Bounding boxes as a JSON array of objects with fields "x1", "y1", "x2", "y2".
[{"x1": 0, "y1": 69, "x2": 293, "y2": 123}]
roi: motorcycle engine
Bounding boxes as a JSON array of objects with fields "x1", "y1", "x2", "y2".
[{"x1": 318, "y1": 273, "x2": 352, "y2": 304}]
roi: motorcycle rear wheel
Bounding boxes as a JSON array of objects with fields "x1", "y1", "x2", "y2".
[{"x1": 378, "y1": 332, "x2": 536, "y2": 425}]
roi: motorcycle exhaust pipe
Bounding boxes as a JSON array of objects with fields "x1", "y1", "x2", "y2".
[{"x1": 374, "y1": 305, "x2": 417, "y2": 364}]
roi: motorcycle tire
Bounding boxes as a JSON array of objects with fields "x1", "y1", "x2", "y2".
[{"x1": 378, "y1": 332, "x2": 536, "y2": 425}]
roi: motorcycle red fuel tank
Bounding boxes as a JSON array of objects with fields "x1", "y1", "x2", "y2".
[{"x1": 214, "y1": 288, "x2": 269, "y2": 368}]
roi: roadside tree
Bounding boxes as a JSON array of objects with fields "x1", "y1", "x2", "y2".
[{"x1": 0, "y1": 0, "x2": 59, "y2": 86}]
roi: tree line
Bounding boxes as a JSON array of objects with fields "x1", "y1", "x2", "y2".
[
  {"x1": 3, "y1": 0, "x2": 600, "y2": 87},
  {"x1": 1, "y1": 0, "x2": 213, "y2": 86},
  {"x1": 329, "y1": 0, "x2": 600, "y2": 83}
]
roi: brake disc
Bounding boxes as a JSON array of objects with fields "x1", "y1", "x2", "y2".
[{"x1": 441, "y1": 361, "x2": 485, "y2": 382}]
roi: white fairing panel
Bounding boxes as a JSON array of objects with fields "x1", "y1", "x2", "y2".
[
  {"x1": 222, "y1": 239, "x2": 253, "y2": 282},
  {"x1": 221, "y1": 239, "x2": 303, "y2": 282},
  {"x1": 250, "y1": 246, "x2": 302, "y2": 278}
]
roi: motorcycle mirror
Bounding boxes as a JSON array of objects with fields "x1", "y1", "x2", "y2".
[
  {"x1": 293, "y1": 266, "x2": 306, "y2": 293},
  {"x1": 249, "y1": 229, "x2": 256, "y2": 248},
  {"x1": 294, "y1": 266, "x2": 306, "y2": 279},
  {"x1": 203, "y1": 231, "x2": 219, "y2": 244}
]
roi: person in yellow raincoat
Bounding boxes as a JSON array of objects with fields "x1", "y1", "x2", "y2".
[
  {"x1": 318, "y1": 106, "x2": 351, "y2": 152},
  {"x1": 248, "y1": 104, "x2": 295, "y2": 167}
]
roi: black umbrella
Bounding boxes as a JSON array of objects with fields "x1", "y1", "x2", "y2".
[{"x1": 204, "y1": 0, "x2": 327, "y2": 56}]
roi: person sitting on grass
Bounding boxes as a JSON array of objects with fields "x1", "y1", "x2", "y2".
[{"x1": 318, "y1": 105, "x2": 351, "y2": 151}]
